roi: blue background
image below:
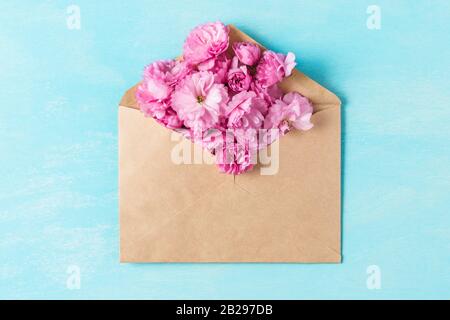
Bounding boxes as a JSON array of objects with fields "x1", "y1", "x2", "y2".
[{"x1": 1, "y1": 0, "x2": 449, "y2": 299}]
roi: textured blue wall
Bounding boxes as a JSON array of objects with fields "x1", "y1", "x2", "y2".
[{"x1": 0, "y1": 0, "x2": 449, "y2": 299}]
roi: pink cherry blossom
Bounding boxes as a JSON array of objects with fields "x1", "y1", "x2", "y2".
[
  {"x1": 227, "y1": 57, "x2": 252, "y2": 92},
  {"x1": 225, "y1": 91, "x2": 267, "y2": 130},
  {"x1": 198, "y1": 53, "x2": 230, "y2": 84},
  {"x1": 142, "y1": 60, "x2": 191, "y2": 95},
  {"x1": 216, "y1": 142, "x2": 255, "y2": 175},
  {"x1": 251, "y1": 81, "x2": 283, "y2": 104},
  {"x1": 171, "y1": 71, "x2": 229, "y2": 131},
  {"x1": 232, "y1": 41, "x2": 261, "y2": 66},
  {"x1": 183, "y1": 21, "x2": 230, "y2": 65},
  {"x1": 136, "y1": 59, "x2": 191, "y2": 104},
  {"x1": 136, "y1": 60, "x2": 190, "y2": 129},
  {"x1": 141, "y1": 104, "x2": 183, "y2": 129},
  {"x1": 256, "y1": 51, "x2": 297, "y2": 88},
  {"x1": 224, "y1": 91, "x2": 268, "y2": 152},
  {"x1": 264, "y1": 92, "x2": 314, "y2": 135},
  {"x1": 164, "y1": 60, "x2": 193, "y2": 87},
  {"x1": 199, "y1": 128, "x2": 226, "y2": 152},
  {"x1": 283, "y1": 52, "x2": 296, "y2": 77}
]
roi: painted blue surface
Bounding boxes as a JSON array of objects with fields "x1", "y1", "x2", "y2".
[{"x1": 0, "y1": 0, "x2": 449, "y2": 300}]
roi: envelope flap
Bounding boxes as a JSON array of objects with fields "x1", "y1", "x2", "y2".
[
  {"x1": 228, "y1": 25, "x2": 341, "y2": 110},
  {"x1": 120, "y1": 84, "x2": 139, "y2": 109},
  {"x1": 119, "y1": 25, "x2": 341, "y2": 112}
]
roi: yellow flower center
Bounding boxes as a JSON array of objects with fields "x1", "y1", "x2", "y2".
[{"x1": 197, "y1": 96, "x2": 205, "y2": 104}]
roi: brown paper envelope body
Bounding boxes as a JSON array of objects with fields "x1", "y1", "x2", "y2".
[{"x1": 119, "y1": 26, "x2": 341, "y2": 263}]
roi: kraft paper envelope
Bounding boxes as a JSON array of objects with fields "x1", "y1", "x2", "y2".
[{"x1": 119, "y1": 25, "x2": 341, "y2": 263}]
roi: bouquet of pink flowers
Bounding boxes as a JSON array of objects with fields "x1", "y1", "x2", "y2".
[{"x1": 136, "y1": 21, "x2": 314, "y2": 175}]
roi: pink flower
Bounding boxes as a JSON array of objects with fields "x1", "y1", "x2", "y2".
[
  {"x1": 232, "y1": 41, "x2": 261, "y2": 66},
  {"x1": 141, "y1": 60, "x2": 191, "y2": 96},
  {"x1": 225, "y1": 91, "x2": 267, "y2": 130},
  {"x1": 227, "y1": 57, "x2": 252, "y2": 92},
  {"x1": 217, "y1": 142, "x2": 255, "y2": 175},
  {"x1": 283, "y1": 52, "x2": 296, "y2": 77},
  {"x1": 198, "y1": 53, "x2": 230, "y2": 84},
  {"x1": 171, "y1": 71, "x2": 229, "y2": 131},
  {"x1": 251, "y1": 81, "x2": 283, "y2": 104},
  {"x1": 264, "y1": 92, "x2": 314, "y2": 135},
  {"x1": 164, "y1": 112, "x2": 184, "y2": 129},
  {"x1": 136, "y1": 60, "x2": 190, "y2": 129},
  {"x1": 256, "y1": 51, "x2": 297, "y2": 88},
  {"x1": 164, "y1": 60, "x2": 192, "y2": 87},
  {"x1": 224, "y1": 91, "x2": 267, "y2": 152},
  {"x1": 141, "y1": 104, "x2": 183, "y2": 129},
  {"x1": 136, "y1": 59, "x2": 191, "y2": 103},
  {"x1": 137, "y1": 67, "x2": 170, "y2": 104},
  {"x1": 200, "y1": 128, "x2": 226, "y2": 152},
  {"x1": 183, "y1": 21, "x2": 230, "y2": 65}
]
